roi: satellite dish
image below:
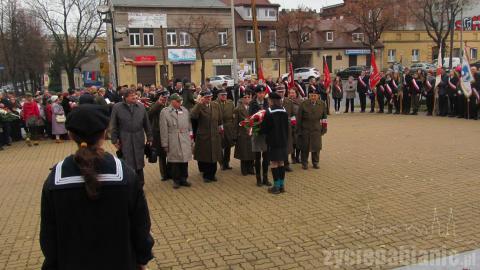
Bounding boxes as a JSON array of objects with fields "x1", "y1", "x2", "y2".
[{"x1": 97, "y1": 5, "x2": 110, "y2": 14}]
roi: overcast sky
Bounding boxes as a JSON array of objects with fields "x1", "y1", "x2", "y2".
[{"x1": 269, "y1": 0, "x2": 343, "y2": 10}]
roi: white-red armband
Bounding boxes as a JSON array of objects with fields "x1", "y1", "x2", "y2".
[{"x1": 321, "y1": 119, "x2": 328, "y2": 129}]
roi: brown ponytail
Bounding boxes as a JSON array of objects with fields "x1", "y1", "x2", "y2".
[{"x1": 70, "y1": 132, "x2": 105, "y2": 200}]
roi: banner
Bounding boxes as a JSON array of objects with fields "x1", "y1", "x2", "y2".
[
  {"x1": 369, "y1": 53, "x2": 381, "y2": 89},
  {"x1": 434, "y1": 47, "x2": 443, "y2": 90},
  {"x1": 323, "y1": 56, "x2": 331, "y2": 89},
  {"x1": 460, "y1": 48, "x2": 473, "y2": 97}
]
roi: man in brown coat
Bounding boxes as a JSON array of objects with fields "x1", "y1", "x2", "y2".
[
  {"x1": 215, "y1": 89, "x2": 236, "y2": 170},
  {"x1": 296, "y1": 88, "x2": 328, "y2": 170},
  {"x1": 191, "y1": 89, "x2": 223, "y2": 182},
  {"x1": 233, "y1": 91, "x2": 255, "y2": 175}
]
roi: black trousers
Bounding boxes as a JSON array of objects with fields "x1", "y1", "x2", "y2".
[
  {"x1": 170, "y1": 162, "x2": 188, "y2": 184},
  {"x1": 27, "y1": 125, "x2": 40, "y2": 141},
  {"x1": 439, "y1": 95, "x2": 449, "y2": 116},
  {"x1": 456, "y1": 95, "x2": 465, "y2": 117},
  {"x1": 345, "y1": 98, "x2": 354, "y2": 112},
  {"x1": 377, "y1": 94, "x2": 385, "y2": 112},
  {"x1": 301, "y1": 151, "x2": 319, "y2": 166},
  {"x1": 426, "y1": 94, "x2": 434, "y2": 114},
  {"x1": 221, "y1": 146, "x2": 231, "y2": 168},
  {"x1": 468, "y1": 97, "x2": 479, "y2": 119},
  {"x1": 448, "y1": 95, "x2": 456, "y2": 116},
  {"x1": 198, "y1": 161, "x2": 217, "y2": 180},
  {"x1": 386, "y1": 96, "x2": 393, "y2": 113},
  {"x1": 392, "y1": 95, "x2": 400, "y2": 113},
  {"x1": 359, "y1": 93, "x2": 367, "y2": 112},
  {"x1": 403, "y1": 93, "x2": 411, "y2": 114},
  {"x1": 333, "y1": 98, "x2": 341, "y2": 112},
  {"x1": 255, "y1": 151, "x2": 269, "y2": 177},
  {"x1": 369, "y1": 95, "x2": 375, "y2": 112},
  {"x1": 158, "y1": 154, "x2": 170, "y2": 179},
  {"x1": 10, "y1": 120, "x2": 22, "y2": 141},
  {"x1": 135, "y1": 169, "x2": 144, "y2": 187},
  {"x1": 240, "y1": 160, "x2": 254, "y2": 175}
]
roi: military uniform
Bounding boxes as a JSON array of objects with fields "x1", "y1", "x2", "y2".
[
  {"x1": 148, "y1": 91, "x2": 170, "y2": 180},
  {"x1": 297, "y1": 98, "x2": 328, "y2": 169},
  {"x1": 215, "y1": 94, "x2": 236, "y2": 170},
  {"x1": 249, "y1": 86, "x2": 271, "y2": 186},
  {"x1": 191, "y1": 90, "x2": 223, "y2": 182},
  {"x1": 233, "y1": 102, "x2": 255, "y2": 175}
]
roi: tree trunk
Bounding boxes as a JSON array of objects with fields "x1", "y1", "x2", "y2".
[
  {"x1": 449, "y1": 9, "x2": 455, "y2": 69},
  {"x1": 66, "y1": 68, "x2": 76, "y2": 90},
  {"x1": 200, "y1": 54, "x2": 206, "y2": 86}
]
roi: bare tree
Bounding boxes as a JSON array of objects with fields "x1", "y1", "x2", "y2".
[
  {"x1": 29, "y1": 0, "x2": 104, "y2": 89},
  {"x1": 277, "y1": 8, "x2": 315, "y2": 68},
  {"x1": 345, "y1": 0, "x2": 405, "y2": 51},
  {"x1": 0, "y1": 0, "x2": 46, "y2": 92},
  {"x1": 177, "y1": 15, "x2": 228, "y2": 85},
  {"x1": 409, "y1": 0, "x2": 467, "y2": 68}
]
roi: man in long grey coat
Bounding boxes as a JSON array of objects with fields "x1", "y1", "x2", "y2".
[
  {"x1": 160, "y1": 94, "x2": 193, "y2": 189},
  {"x1": 111, "y1": 89, "x2": 152, "y2": 186},
  {"x1": 191, "y1": 89, "x2": 223, "y2": 182}
]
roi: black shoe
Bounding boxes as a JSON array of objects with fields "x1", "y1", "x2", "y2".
[
  {"x1": 248, "y1": 171, "x2": 255, "y2": 175},
  {"x1": 181, "y1": 181, "x2": 191, "y2": 187},
  {"x1": 280, "y1": 187, "x2": 285, "y2": 193},
  {"x1": 173, "y1": 182, "x2": 181, "y2": 189},
  {"x1": 302, "y1": 164, "x2": 308, "y2": 170},
  {"x1": 256, "y1": 180, "x2": 262, "y2": 187},
  {"x1": 313, "y1": 164, "x2": 320, "y2": 169},
  {"x1": 6, "y1": 143, "x2": 11, "y2": 146},
  {"x1": 344, "y1": 111, "x2": 348, "y2": 113},
  {"x1": 212, "y1": 177, "x2": 218, "y2": 182},
  {"x1": 204, "y1": 178, "x2": 212, "y2": 183},
  {"x1": 285, "y1": 166, "x2": 292, "y2": 172},
  {"x1": 161, "y1": 177, "x2": 169, "y2": 181},
  {"x1": 241, "y1": 171, "x2": 248, "y2": 176},
  {"x1": 0, "y1": 147, "x2": 4, "y2": 151},
  {"x1": 268, "y1": 186, "x2": 281, "y2": 194},
  {"x1": 263, "y1": 180, "x2": 272, "y2": 186}
]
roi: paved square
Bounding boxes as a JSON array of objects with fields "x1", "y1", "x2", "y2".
[{"x1": 0, "y1": 114, "x2": 479, "y2": 269}]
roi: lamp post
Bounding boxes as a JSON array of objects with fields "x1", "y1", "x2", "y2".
[{"x1": 97, "y1": 4, "x2": 120, "y2": 88}]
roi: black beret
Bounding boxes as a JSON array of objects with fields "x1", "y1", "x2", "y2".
[
  {"x1": 269, "y1": 92, "x2": 281, "y2": 100},
  {"x1": 66, "y1": 104, "x2": 110, "y2": 138},
  {"x1": 255, "y1": 85, "x2": 266, "y2": 93},
  {"x1": 218, "y1": 89, "x2": 227, "y2": 95},
  {"x1": 309, "y1": 88, "x2": 321, "y2": 95},
  {"x1": 79, "y1": 93, "x2": 95, "y2": 104},
  {"x1": 158, "y1": 89, "x2": 170, "y2": 97}
]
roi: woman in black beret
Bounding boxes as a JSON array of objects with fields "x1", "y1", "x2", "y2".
[{"x1": 40, "y1": 104, "x2": 154, "y2": 270}]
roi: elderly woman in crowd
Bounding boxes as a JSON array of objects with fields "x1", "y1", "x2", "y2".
[{"x1": 51, "y1": 95, "x2": 67, "y2": 143}]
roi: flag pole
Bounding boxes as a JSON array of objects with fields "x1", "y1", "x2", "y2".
[
  {"x1": 460, "y1": 7, "x2": 469, "y2": 119},
  {"x1": 251, "y1": 0, "x2": 261, "y2": 82}
]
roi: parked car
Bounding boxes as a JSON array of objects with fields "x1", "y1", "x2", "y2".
[
  {"x1": 281, "y1": 67, "x2": 320, "y2": 82},
  {"x1": 410, "y1": 62, "x2": 435, "y2": 74},
  {"x1": 209, "y1": 75, "x2": 234, "y2": 88},
  {"x1": 432, "y1": 57, "x2": 461, "y2": 69},
  {"x1": 336, "y1": 66, "x2": 367, "y2": 80}
]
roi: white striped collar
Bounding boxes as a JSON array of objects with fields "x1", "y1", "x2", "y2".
[
  {"x1": 54, "y1": 157, "x2": 124, "y2": 186},
  {"x1": 268, "y1": 107, "x2": 286, "y2": 113}
]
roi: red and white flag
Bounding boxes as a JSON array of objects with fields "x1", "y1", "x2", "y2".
[
  {"x1": 295, "y1": 82, "x2": 305, "y2": 97},
  {"x1": 288, "y1": 63, "x2": 305, "y2": 96},
  {"x1": 369, "y1": 52, "x2": 381, "y2": 89},
  {"x1": 257, "y1": 66, "x2": 272, "y2": 94},
  {"x1": 434, "y1": 47, "x2": 443, "y2": 90},
  {"x1": 323, "y1": 56, "x2": 331, "y2": 89}
]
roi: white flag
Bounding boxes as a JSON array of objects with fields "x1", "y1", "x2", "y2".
[{"x1": 460, "y1": 48, "x2": 473, "y2": 97}]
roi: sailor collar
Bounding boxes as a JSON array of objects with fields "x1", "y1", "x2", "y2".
[{"x1": 49, "y1": 154, "x2": 126, "y2": 190}]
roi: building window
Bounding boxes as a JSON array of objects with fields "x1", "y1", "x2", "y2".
[
  {"x1": 412, "y1": 49, "x2": 419, "y2": 62},
  {"x1": 166, "y1": 30, "x2": 177, "y2": 46},
  {"x1": 388, "y1": 49, "x2": 396, "y2": 62},
  {"x1": 246, "y1": 8, "x2": 252, "y2": 18},
  {"x1": 326, "y1": 32, "x2": 333, "y2": 42},
  {"x1": 264, "y1": 8, "x2": 276, "y2": 18},
  {"x1": 352, "y1": 33, "x2": 364, "y2": 42},
  {"x1": 269, "y1": 30, "x2": 276, "y2": 51},
  {"x1": 179, "y1": 32, "x2": 190, "y2": 46},
  {"x1": 218, "y1": 31, "x2": 228, "y2": 46},
  {"x1": 246, "y1": 29, "x2": 261, "y2": 43},
  {"x1": 143, "y1": 29, "x2": 154, "y2": 47},
  {"x1": 129, "y1": 29, "x2": 140, "y2": 46},
  {"x1": 471, "y1": 48, "x2": 478, "y2": 60},
  {"x1": 247, "y1": 60, "x2": 256, "y2": 74}
]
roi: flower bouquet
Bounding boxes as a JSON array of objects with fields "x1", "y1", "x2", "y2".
[{"x1": 239, "y1": 109, "x2": 266, "y2": 136}]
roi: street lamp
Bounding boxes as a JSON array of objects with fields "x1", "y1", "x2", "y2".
[{"x1": 97, "y1": 4, "x2": 120, "y2": 88}]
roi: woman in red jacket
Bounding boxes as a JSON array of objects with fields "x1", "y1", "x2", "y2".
[{"x1": 21, "y1": 93, "x2": 41, "y2": 146}]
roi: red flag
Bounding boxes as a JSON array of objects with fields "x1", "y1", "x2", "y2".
[
  {"x1": 288, "y1": 63, "x2": 295, "y2": 90},
  {"x1": 323, "y1": 56, "x2": 331, "y2": 89},
  {"x1": 369, "y1": 52, "x2": 381, "y2": 89},
  {"x1": 257, "y1": 65, "x2": 272, "y2": 93}
]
